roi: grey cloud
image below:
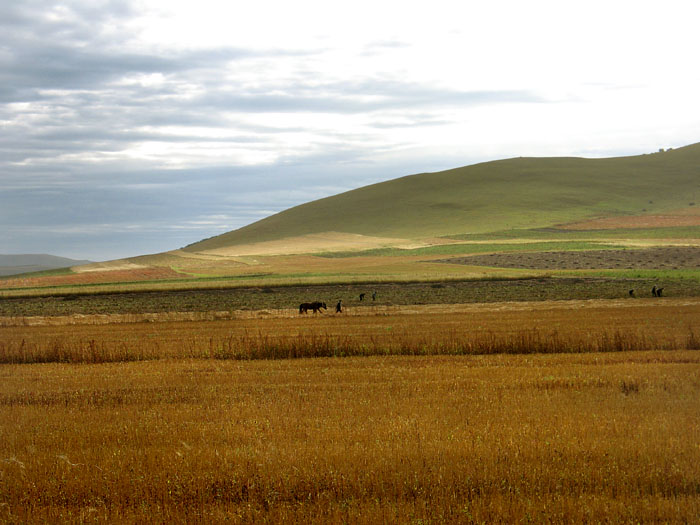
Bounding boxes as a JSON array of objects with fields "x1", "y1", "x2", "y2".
[
  {"x1": 364, "y1": 39, "x2": 411, "y2": 50},
  {"x1": 0, "y1": 1, "x2": 310, "y2": 106},
  {"x1": 30, "y1": 128, "x2": 265, "y2": 145},
  {"x1": 370, "y1": 113, "x2": 455, "y2": 129},
  {"x1": 0, "y1": 0, "x2": 548, "y2": 260},
  {"x1": 0, "y1": 0, "x2": 539, "y2": 166},
  {"x1": 0, "y1": 146, "x2": 464, "y2": 260},
  {"x1": 1, "y1": 45, "x2": 250, "y2": 104},
  {"x1": 194, "y1": 80, "x2": 541, "y2": 114}
]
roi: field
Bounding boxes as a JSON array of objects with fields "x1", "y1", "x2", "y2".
[
  {"x1": 3, "y1": 243, "x2": 700, "y2": 302},
  {"x1": 3, "y1": 159, "x2": 700, "y2": 522},
  {"x1": 2, "y1": 352, "x2": 699, "y2": 523},
  {"x1": 442, "y1": 246, "x2": 700, "y2": 271},
  {"x1": 4, "y1": 276, "x2": 700, "y2": 319},
  {"x1": 2, "y1": 297, "x2": 700, "y2": 362},
  {"x1": 2, "y1": 297, "x2": 700, "y2": 522}
]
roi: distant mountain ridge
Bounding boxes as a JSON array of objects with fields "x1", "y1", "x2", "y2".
[
  {"x1": 0, "y1": 254, "x2": 92, "y2": 276},
  {"x1": 185, "y1": 143, "x2": 700, "y2": 254}
]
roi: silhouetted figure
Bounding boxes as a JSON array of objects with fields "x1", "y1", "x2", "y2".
[
  {"x1": 336, "y1": 300, "x2": 342, "y2": 313},
  {"x1": 629, "y1": 289, "x2": 635, "y2": 297},
  {"x1": 372, "y1": 291, "x2": 377, "y2": 301},
  {"x1": 656, "y1": 287, "x2": 663, "y2": 297},
  {"x1": 359, "y1": 293, "x2": 365, "y2": 301},
  {"x1": 652, "y1": 286, "x2": 657, "y2": 297}
]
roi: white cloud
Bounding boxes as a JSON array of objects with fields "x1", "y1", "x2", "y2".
[{"x1": 1, "y1": 0, "x2": 699, "y2": 259}]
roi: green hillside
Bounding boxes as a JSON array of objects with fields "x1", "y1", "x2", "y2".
[{"x1": 186, "y1": 143, "x2": 700, "y2": 252}]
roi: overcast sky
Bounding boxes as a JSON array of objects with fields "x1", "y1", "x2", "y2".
[{"x1": 2, "y1": 0, "x2": 699, "y2": 261}]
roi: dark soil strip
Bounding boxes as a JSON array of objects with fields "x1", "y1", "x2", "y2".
[
  {"x1": 2, "y1": 278, "x2": 698, "y2": 317},
  {"x1": 436, "y1": 246, "x2": 700, "y2": 270}
]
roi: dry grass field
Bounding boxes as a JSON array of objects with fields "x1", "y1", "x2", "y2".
[
  {"x1": 1, "y1": 299, "x2": 700, "y2": 523},
  {"x1": 1, "y1": 352, "x2": 699, "y2": 523},
  {"x1": 2, "y1": 298, "x2": 700, "y2": 363}
]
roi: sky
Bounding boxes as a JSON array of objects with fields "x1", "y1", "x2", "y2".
[{"x1": 2, "y1": 0, "x2": 699, "y2": 261}]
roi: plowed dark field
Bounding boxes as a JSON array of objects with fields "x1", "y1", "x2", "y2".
[
  {"x1": 2, "y1": 276, "x2": 700, "y2": 318},
  {"x1": 439, "y1": 246, "x2": 700, "y2": 270}
]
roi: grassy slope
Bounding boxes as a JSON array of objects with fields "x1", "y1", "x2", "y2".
[{"x1": 186, "y1": 143, "x2": 700, "y2": 252}]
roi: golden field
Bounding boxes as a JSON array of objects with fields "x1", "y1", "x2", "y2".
[
  {"x1": 1, "y1": 300, "x2": 700, "y2": 523},
  {"x1": 2, "y1": 299, "x2": 700, "y2": 363}
]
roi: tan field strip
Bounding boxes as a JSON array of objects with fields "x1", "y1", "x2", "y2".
[
  {"x1": 2, "y1": 297, "x2": 699, "y2": 327},
  {"x1": 2, "y1": 298, "x2": 699, "y2": 364},
  {"x1": 193, "y1": 231, "x2": 432, "y2": 257}
]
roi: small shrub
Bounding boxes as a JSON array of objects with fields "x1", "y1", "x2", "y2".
[
  {"x1": 620, "y1": 380, "x2": 640, "y2": 395},
  {"x1": 687, "y1": 328, "x2": 700, "y2": 350}
]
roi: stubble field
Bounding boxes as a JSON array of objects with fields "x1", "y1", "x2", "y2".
[
  {"x1": 2, "y1": 351, "x2": 699, "y2": 523},
  {"x1": 2, "y1": 298, "x2": 700, "y2": 522}
]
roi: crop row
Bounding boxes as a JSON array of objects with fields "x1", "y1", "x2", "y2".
[{"x1": 3, "y1": 317, "x2": 699, "y2": 364}]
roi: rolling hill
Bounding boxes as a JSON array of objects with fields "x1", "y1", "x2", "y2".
[
  {"x1": 0, "y1": 254, "x2": 93, "y2": 276},
  {"x1": 3, "y1": 143, "x2": 700, "y2": 293},
  {"x1": 185, "y1": 143, "x2": 700, "y2": 255}
]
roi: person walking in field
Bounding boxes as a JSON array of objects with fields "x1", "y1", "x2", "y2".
[{"x1": 336, "y1": 300, "x2": 343, "y2": 313}]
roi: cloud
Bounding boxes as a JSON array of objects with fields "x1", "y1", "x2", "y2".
[
  {"x1": 191, "y1": 80, "x2": 542, "y2": 115},
  {"x1": 0, "y1": 150, "x2": 444, "y2": 260},
  {"x1": 1, "y1": 0, "x2": 698, "y2": 260}
]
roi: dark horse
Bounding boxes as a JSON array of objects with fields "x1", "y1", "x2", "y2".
[{"x1": 299, "y1": 301, "x2": 327, "y2": 314}]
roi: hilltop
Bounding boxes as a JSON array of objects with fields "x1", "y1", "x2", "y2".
[{"x1": 184, "y1": 143, "x2": 700, "y2": 255}]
